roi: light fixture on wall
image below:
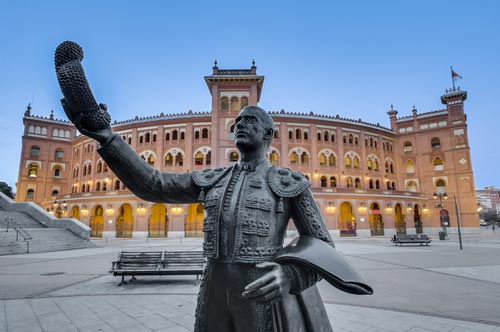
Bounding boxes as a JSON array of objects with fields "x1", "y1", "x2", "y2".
[
  {"x1": 385, "y1": 203, "x2": 393, "y2": 212},
  {"x1": 326, "y1": 201, "x2": 336, "y2": 213}
]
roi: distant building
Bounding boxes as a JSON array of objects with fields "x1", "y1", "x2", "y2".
[
  {"x1": 476, "y1": 186, "x2": 500, "y2": 213},
  {"x1": 16, "y1": 63, "x2": 479, "y2": 238}
]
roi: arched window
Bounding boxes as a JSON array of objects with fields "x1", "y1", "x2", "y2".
[
  {"x1": 345, "y1": 156, "x2": 352, "y2": 167},
  {"x1": 370, "y1": 138, "x2": 373, "y2": 147},
  {"x1": 324, "y1": 131, "x2": 329, "y2": 141},
  {"x1": 385, "y1": 161, "x2": 389, "y2": 173},
  {"x1": 407, "y1": 181, "x2": 418, "y2": 192},
  {"x1": 195, "y1": 131, "x2": 200, "y2": 139},
  {"x1": 195, "y1": 151, "x2": 204, "y2": 165},
  {"x1": 348, "y1": 134, "x2": 353, "y2": 144},
  {"x1": 390, "y1": 162, "x2": 394, "y2": 173},
  {"x1": 436, "y1": 179, "x2": 446, "y2": 193},
  {"x1": 353, "y1": 156, "x2": 360, "y2": 168},
  {"x1": 229, "y1": 151, "x2": 239, "y2": 162},
  {"x1": 51, "y1": 189, "x2": 59, "y2": 197},
  {"x1": 145, "y1": 133, "x2": 151, "y2": 143},
  {"x1": 290, "y1": 152, "x2": 298, "y2": 165},
  {"x1": 147, "y1": 154, "x2": 155, "y2": 166},
  {"x1": 375, "y1": 179, "x2": 380, "y2": 189},
  {"x1": 405, "y1": 160, "x2": 415, "y2": 173},
  {"x1": 320, "y1": 176, "x2": 327, "y2": 188},
  {"x1": 330, "y1": 177, "x2": 337, "y2": 187},
  {"x1": 319, "y1": 153, "x2": 327, "y2": 166},
  {"x1": 27, "y1": 189, "x2": 34, "y2": 199},
  {"x1": 172, "y1": 130, "x2": 178, "y2": 140},
  {"x1": 343, "y1": 135, "x2": 347, "y2": 144},
  {"x1": 55, "y1": 149, "x2": 64, "y2": 159},
  {"x1": 391, "y1": 181, "x2": 396, "y2": 190},
  {"x1": 96, "y1": 182, "x2": 101, "y2": 191},
  {"x1": 367, "y1": 159, "x2": 372, "y2": 171},
  {"x1": 355, "y1": 178, "x2": 361, "y2": 188},
  {"x1": 206, "y1": 151, "x2": 211, "y2": 165},
  {"x1": 128, "y1": 136, "x2": 132, "y2": 144},
  {"x1": 175, "y1": 152, "x2": 184, "y2": 166},
  {"x1": 431, "y1": 137, "x2": 441, "y2": 149},
  {"x1": 30, "y1": 146, "x2": 40, "y2": 157},
  {"x1": 202, "y1": 128, "x2": 209, "y2": 139},
  {"x1": 114, "y1": 180, "x2": 121, "y2": 190},
  {"x1": 230, "y1": 124, "x2": 236, "y2": 134},
  {"x1": 21, "y1": 161, "x2": 36, "y2": 178},
  {"x1": 300, "y1": 152, "x2": 309, "y2": 165},
  {"x1": 304, "y1": 131, "x2": 309, "y2": 140},
  {"x1": 270, "y1": 151, "x2": 279, "y2": 166},
  {"x1": 102, "y1": 181, "x2": 107, "y2": 191},
  {"x1": 374, "y1": 159, "x2": 379, "y2": 171},
  {"x1": 139, "y1": 135, "x2": 144, "y2": 144},
  {"x1": 288, "y1": 131, "x2": 293, "y2": 139},
  {"x1": 231, "y1": 97, "x2": 239, "y2": 111},
  {"x1": 83, "y1": 164, "x2": 87, "y2": 176},
  {"x1": 165, "y1": 132, "x2": 170, "y2": 141},
  {"x1": 87, "y1": 164, "x2": 92, "y2": 175},
  {"x1": 103, "y1": 163, "x2": 108, "y2": 172},
  {"x1": 240, "y1": 97, "x2": 248, "y2": 108},
  {"x1": 221, "y1": 97, "x2": 229, "y2": 110},
  {"x1": 329, "y1": 155, "x2": 336, "y2": 166},
  {"x1": 296, "y1": 129, "x2": 302, "y2": 139},
  {"x1": 152, "y1": 133, "x2": 157, "y2": 142},
  {"x1": 369, "y1": 179, "x2": 374, "y2": 189},
  {"x1": 180, "y1": 131, "x2": 185, "y2": 140},
  {"x1": 433, "y1": 157, "x2": 444, "y2": 171},
  {"x1": 331, "y1": 133, "x2": 335, "y2": 142},
  {"x1": 274, "y1": 130, "x2": 279, "y2": 139},
  {"x1": 404, "y1": 141, "x2": 412, "y2": 152},
  {"x1": 354, "y1": 137, "x2": 358, "y2": 145},
  {"x1": 97, "y1": 161, "x2": 102, "y2": 173},
  {"x1": 54, "y1": 167, "x2": 61, "y2": 177},
  {"x1": 346, "y1": 177, "x2": 353, "y2": 188},
  {"x1": 317, "y1": 132, "x2": 322, "y2": 141},
  {"x1": 165, "y1": 153, "x2": 173, "y2": 166}
]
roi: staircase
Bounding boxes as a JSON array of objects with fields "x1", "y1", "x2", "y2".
[{"x1": 0, "y1": 192, "x2": 95, "y2": 255}]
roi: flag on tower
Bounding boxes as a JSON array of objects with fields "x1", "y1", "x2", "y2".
[{"x1": 451, "y1": 69, "x2": 463, "y2": 80}]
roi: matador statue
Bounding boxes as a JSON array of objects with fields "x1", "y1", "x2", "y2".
[{"x1": 55, "y1": 40, "x2": 372, "y2": 332}]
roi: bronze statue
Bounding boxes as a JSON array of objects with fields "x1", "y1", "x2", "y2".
[{"x1": 55, "y1": 41, "x2": 372, "y2": 332}]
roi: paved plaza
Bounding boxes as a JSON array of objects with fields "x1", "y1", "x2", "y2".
[{"x1": 1, "y1": 231, "x2": 500, "y2": 332}]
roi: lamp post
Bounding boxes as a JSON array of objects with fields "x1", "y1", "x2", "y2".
[
  {"x1": 52, "y1": 200, "x2": 67, "y2": 218},
  {"x1": 433, "y1": 192, "x2": 448, "y2": 239}
]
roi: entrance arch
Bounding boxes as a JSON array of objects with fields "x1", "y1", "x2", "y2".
[
  {"x1": 394, "y1": 203, "x2": 406, "y2": 234},
  {"x1": 185, "y1": 203, "x2": 204, "y2": 237},
  {"x1": 71, "y1": 206, "x2": 80, "y2": 221},
  {"x1": 149, "y1": 203, "x2": 169, "y2": 238},
  {"x1": 116, "y1": 204, "x2": 133, "y2": 238},
  {"x1": 369, "y1": 203, "x2": 384, "y2": 236},
  {"x1": 414, "y1": 204, "x2": 423, "y2": 233},
  {"x1": 338, "y1": 202, "x2": 356, "y2": 237},
  {"x1": 91, "y1": 205, "x2": 104, "y2": 237}
]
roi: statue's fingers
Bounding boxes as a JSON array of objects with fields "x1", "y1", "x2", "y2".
[
  {"x1": 243, "y1": 274, "x2": 274, "y2": 293},
  {"x1": 243, "y1": 281, "x2": 276, "y2": 299},
  {"x1": 255, "y1": 262, "x2": 277, "y2": 270},
  {"x1": 253, "y1": 288, "x2": 281, "y2": 303}
]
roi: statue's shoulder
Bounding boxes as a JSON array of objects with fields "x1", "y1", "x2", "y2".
[
  {"x1": 267, "y1": 166, "x2": 311, "y2": 198},
  {"x1": 192, "y1": 167, "x2": 231, "y2": 188}
]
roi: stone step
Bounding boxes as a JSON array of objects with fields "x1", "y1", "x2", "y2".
[{"x1": 0, "y1": 211, "x2": 46, "y2": 229}]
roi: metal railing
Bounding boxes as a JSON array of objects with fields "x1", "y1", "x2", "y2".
[{"x1": 3, "y1": 217, "x2": 32, "y2": 253}]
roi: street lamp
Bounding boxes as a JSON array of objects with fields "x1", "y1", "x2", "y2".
[
  {"x1": 52, "y1": 200, "x2": 67, "y2": 218},
  {"x1": 433, "y1": 192, "x2": 448, "y2": 239}
]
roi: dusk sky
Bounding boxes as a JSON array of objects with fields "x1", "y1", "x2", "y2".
[{"x1": 1, "y1": 1, "x2": 499, "y2": 191}]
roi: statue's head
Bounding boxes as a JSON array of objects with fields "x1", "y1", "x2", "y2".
[{"x1": 234, "y1": 106, "x2": 274, "y2": 151}]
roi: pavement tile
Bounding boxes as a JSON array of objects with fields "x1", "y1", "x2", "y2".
[
  {"x1": 77, "y1": 323, "x2": 116, "y2": 332},
  {"x1": 331, "y1": 317, "x2": 372, "y2": 331},
  {"x1": 155, "y1": 324, "x2": 192, "y2": 332},
  {"x1": 135, "y1": 314, "x2": 177, "y2": 329}
]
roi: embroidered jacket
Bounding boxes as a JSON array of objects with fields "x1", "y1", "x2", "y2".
[{"x1": 98, "y1": 133, "x2": 334, "y2": 293}]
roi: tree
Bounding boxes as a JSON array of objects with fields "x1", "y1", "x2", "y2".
[
  {"x1": 480, "y1": 209, "x2": 500, "y2": 225},
  {"x1": 0, "y1": 181, "x2": 14, "y2": 199}
]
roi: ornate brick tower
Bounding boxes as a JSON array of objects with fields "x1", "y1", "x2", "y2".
[{"x1": 204, "y1": 61, "x2": 264, "y2": 168}]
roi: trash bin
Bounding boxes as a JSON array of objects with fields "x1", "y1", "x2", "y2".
[{"x1": 439, "y1": 231, "x2": 445, "y2": 240}]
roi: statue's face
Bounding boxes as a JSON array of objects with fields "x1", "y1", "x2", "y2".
[{"x1": 234, "y1": 107, "x2": 270, "y2": 151}]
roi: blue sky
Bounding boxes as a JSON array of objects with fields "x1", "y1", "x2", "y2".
[{"x1": 1, "y1": 1, "x2": 499, "y2": 190}]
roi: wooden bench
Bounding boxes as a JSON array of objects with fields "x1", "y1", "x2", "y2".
[
  {"x1": 110, "y1": 251, "x2": 205, "y2": 285},
  {"x1": 391, "y1": 234, "x2": 431, "y2": 246}
]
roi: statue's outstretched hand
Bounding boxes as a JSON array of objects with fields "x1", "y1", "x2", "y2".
[
  {"x1": 62, "y1": 98, "x2": 113, "y2": 145},
  {"x1": 242, "y1": 262, "x2": 291, "y2": 303}
]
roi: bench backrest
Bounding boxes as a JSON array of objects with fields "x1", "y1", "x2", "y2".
[{"x1": 117, "y1": 251, "x2": 163, "y2": 269}]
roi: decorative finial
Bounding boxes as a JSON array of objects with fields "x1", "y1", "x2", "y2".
[
  {"x1": 252, "y1": 59, "x2": 255, "y2": 66},
  {"x1": 24, "y1": 103, "x2": 32, "y2": 117},
  {"x1": 50, "y1": 110, "x2": 54, "y2": 120},
  {"x1": 214, "y1": 59, "x2": 217, "y2": 66},
  {"x1": 390, "y1": 104, "x2": 393, "y2": 110}
]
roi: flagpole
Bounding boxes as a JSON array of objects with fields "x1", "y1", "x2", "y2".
[{"x1": 450, "y1": 65, "x2": 455, "y2": 89}]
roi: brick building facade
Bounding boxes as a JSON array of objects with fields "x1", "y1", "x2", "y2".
[{"x1": 16, "y1": 64, "x2": 479, "y2": 238}]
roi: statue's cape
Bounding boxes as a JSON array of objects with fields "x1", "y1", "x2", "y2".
[{"x1": 275, "y1": 236, "x2": 373, "y2": 295}]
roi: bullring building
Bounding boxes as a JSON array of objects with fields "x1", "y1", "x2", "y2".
[{"x1": 16, "y1": 63, "x2": 479, "y2": 238}]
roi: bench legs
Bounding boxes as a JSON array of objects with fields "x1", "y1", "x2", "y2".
[{"x1": 118, "y1": 274, "x2": 127, "y2": 286}]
